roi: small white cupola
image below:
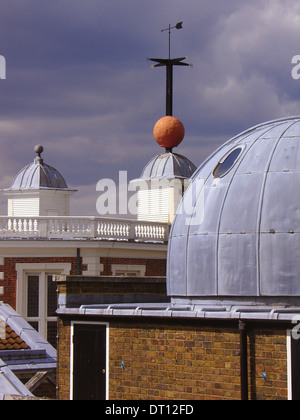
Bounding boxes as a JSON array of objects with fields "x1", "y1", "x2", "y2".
[{"x1": 3, "y1": 145, "x2": 77, "y2": 217}]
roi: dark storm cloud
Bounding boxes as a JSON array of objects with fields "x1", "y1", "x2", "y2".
[{"x1": 0, "y1": 0, "x2": 300, "y2": 215}]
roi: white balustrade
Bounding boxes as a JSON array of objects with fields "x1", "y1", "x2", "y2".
[{"x1": 0, "y1": 216, "x2": 169, "y2": 243}]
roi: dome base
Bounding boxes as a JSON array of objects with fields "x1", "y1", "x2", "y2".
[{"x1": 172, "y1": 296, "x2": 300, "y2": 309}]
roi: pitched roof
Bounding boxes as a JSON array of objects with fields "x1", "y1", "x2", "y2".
[
  {"x1": 0, "y1": 302, "x2": 57, "y2": 399},
  {"x1": 0, "y1": 302, "x2": 56, "y2": 360}
]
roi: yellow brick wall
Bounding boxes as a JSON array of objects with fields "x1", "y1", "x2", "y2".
[
  {"x1": 57, "y1": 318, "x2": 288, "y2": 400},
  {"x1": 57, "y1": 319, "x2": 71, "y2": 401}
]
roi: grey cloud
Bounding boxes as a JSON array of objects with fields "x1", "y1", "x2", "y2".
[{"x1": 0, "y1": 0, "x2": 300, "y2": 215}]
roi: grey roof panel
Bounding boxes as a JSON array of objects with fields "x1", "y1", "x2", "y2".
[
  {"x1": 9, "y1": 162, "x2": 71, "y2": 190},
  {"x1": 6, "y1": 147, "x2": 76, "y2": 192},
  {"x1": 168, "y1": 117, "x2": 300, "y2": 302},
  {"x1": 0, "y1": 360, "x2": 34, "y2": 399},
  {"x1": 134, "y1": 152, "x2": 197, "y2": 181}
]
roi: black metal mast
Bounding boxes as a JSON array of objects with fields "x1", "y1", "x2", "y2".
[{"x1": 149, "y1": 22, "x2": 190, "y2": 116}]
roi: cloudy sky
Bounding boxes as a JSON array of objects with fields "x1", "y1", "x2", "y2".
[{"x1": 1, "y1": 0, "x2": 300, "y2": 215}]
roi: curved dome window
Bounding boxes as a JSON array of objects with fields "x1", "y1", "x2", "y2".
[{"x1": 213, "y1": 147, "x2": 242, "y2": 178}]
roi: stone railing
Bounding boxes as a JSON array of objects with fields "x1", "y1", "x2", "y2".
[{"x1": 0, "y1": 216, "x2": 170, "y2": 243}]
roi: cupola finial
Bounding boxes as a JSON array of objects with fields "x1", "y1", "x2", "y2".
[{"x1": 34, "y1": 145, "x2": 44, "y2": 164}]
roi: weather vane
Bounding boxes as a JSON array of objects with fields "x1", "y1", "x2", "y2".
[
  {"x1": 161, "y1": 21, "x2": 183, "y2": 60},
  {"x1": 149, "y1": 21, "x2": 190, "y2": 116}
]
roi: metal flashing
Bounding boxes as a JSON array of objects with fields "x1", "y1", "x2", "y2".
[{"x1": 57, "y1": 301, "x2": 300, "y2": 322}]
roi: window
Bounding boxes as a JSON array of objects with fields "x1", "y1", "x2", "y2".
[
  {"x1": 26, "y1": 273, "x2": 58, "y2": 348},
  {"x1": 27, "y1": 275, "x2": 39, "y2": 318},
  {"x1": 16, "y1": 262, "x2": 71, "y2": 348},
  {"x1": 111, "y1": 264, "x2": 146, "y2": 277},
  {"x1": 213, "y1": 147, "x2": 242, "y2": 178},
  {"x1": 115, "y1": 271, "x2": 139, "y2": 277}
]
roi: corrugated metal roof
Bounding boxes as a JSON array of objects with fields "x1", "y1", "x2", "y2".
[
  {"x1": 133, "y1": 152, "x2": 196, "y2": 181},
  {"x1": 6, "y1": 146, "x2": 76, "y2": 191},
  {"x1": 9, "y1": 162, "x2": 69, "y2": 190}
]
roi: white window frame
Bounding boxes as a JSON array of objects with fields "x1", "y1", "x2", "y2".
[
  {"x1": 25, "y1": 272, "x2": 58, "y2": 340},
  {"x1": 70, "y1": 321, "x2": 109, "y2": 401},
  {"x1": 16, "y1": 263, "x2": 71, "y2": 340},
  {"x1": 111, "y1": 264, "x2": 146, "y2": 277},
  {"x1": 287, "y1": 330, "x2": 293, "y2": 401}
]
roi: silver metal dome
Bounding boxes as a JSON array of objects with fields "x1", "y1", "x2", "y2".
[
  {"x1": 8, "y1": 145, "x2": 72, "y2": 191},
  {"x1": 168, "y1": 117, "x2": 300, "y2": 302},
  {"x1": 139, "y1": 152, "x2": 196, "y2": 180}
]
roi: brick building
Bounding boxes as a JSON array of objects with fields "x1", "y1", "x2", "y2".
[
  {"x1": 56, "y1": 305, "x2": 293, "y2": 400},
  {"x1": 0, "y1": 145, "x2": 174, "y2": 347},
  {"x1": 0, "y1": 106, "x2": 199, "y2": 399},
  {"x1": 56, "y1": 117, "x2": 300, "y2": 400}
]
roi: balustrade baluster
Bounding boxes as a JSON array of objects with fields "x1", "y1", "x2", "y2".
[{"x1": 0, "y1": 216, "x2": 169, "y2": 241}]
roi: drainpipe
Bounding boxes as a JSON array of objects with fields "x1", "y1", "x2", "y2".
[
  {"x1": 74, "y1": 248, "x2": 82, "y2": 275},
  {"x1": 239, "y1": 320, "x2": 248, "y2": 400}
]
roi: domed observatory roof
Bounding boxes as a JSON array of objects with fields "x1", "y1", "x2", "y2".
[
  {"x1": 9, "y1": 145, "x2": 72, "y2": 191},
  {"x1": 168, "y1": 117, "x2": 300, "y2": 305}
]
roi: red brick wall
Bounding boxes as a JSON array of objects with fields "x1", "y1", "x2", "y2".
[
  {"x1": 0, "y1": 257, "x2": 78, "y2": 309},
  {"x1": 0, "y1": 256, "x2": 167, "y2": 309},
  {"x1": 100, "y1": 257, "x2": 166, "y2": 277}
]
